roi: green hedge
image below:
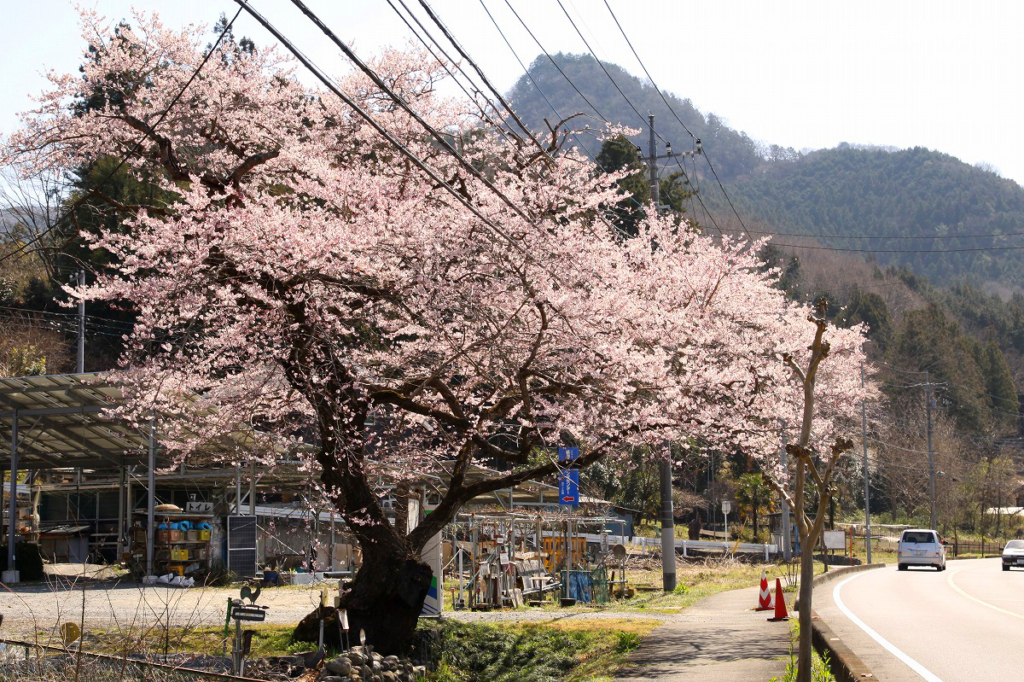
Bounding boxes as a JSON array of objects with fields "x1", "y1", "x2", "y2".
[{"x1": 0, "y1": 543, "x2": 46, "y2": 581}]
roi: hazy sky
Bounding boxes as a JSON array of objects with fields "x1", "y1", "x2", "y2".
[{"x1": 3, "y1": 0, "x2": 1023, "y2": 184}]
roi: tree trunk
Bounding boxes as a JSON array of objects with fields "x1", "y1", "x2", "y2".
[
  {"x1": 796, "y1": 540, "x2": 815, "y2": 682},
  {"x1": 341, "y1": 542, "x2": 433, "y2": 655}
]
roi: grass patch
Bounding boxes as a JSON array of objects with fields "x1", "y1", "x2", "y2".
[
  {"x1": 73, "y1": 623, "x2": 299, "y2": 659},
  {"x1": 420, "y1": 618, "x2": 657, "y2": 682},
  {"x1": 601, "y1": 559, "x2": 826, "y2": 612},
  {"x1": 770, "y1": 621, "x2": 835, "y2": 682}
]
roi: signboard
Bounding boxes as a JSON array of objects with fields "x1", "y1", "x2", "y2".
[
  {"x1": 419, "y1": 494, "x2": 443, "y2": 618},
  {"x1": 558, "y1": 446, "x2": 580, "y2": 462},
  {"x1": 721, "y1": 500, "x2": 732, "y2": 515},
  {"x1": 186, "y1": 501, "x2": 214, "y2": 513},
  {"x1": 822, "y1": 530, "x2": 846, "y2": 551},
  {"x1": 231, "y1": 606, "x2": 267, "y2": 622},
  {"x1": 558, "y1": 446, "x2": 580, "y2": 506},
  {"x1": 559, "y1": 468, "x2": 580, "y2": 506}
]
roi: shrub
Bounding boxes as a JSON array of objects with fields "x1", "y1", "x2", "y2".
[{"x1": 615, "y1": 631, "x2": 641, "y2": 653}]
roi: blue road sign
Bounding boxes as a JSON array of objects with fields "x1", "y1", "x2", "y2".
[
  {"x1": 559, "y1": 468, "x2": 579, "y2": 506},
  {"x1": 558, "y1": 446, "x2": 580, "y2": 462}
]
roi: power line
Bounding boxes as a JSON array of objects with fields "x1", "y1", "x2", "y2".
[
  {"x1": 236, "y1": 1, "x2": 545, "y2": 270},
  {"x1": 473, "y1": 0, "x2": 653, "y2": 219},
  {"x1": 601, "y1": 0, "x2": 696, "y2": 142},
  {"x1": 769, "y1": 241, "x2": 1024, "y2": 254},
  {"x1": 595, "y1": 0, "x2": 748, "y2": 239},
  {"x1": 0, "y1": 305, "x2": 134, "y2": 331},
  {"x1": 555, "y1": 0, "x2": 651, "y2": 143},
  {"x1": 751, "y1": 227, "x2": 1024, "y2": 242},
  {"x1": 383, "y1": 0, "x2": 521, "y2": 153},
  {"x1": 866, "y1": 437, "x2": 931, "y2": 456},
  {"x1": 290, "y1": 0, "x2": 538, "y2": 225},
  {"x1": 501, "y1": 0, "x2": 720, "y2": 233},
  {"x1": 0, "y1": 6, "x2": 245, "y2": 267},
  {"x1": 415, "y1": 0, "x2": 546, "y2": 156}
]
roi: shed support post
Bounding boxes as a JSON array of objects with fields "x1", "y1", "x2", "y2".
[
  {"x1": 329, "y1": 511, "x2": 336, "y2": 571},
  {"x1": 116, "y1": 465, "x2": 126, "y2": 560},
  {"x1": 249, "y1": 459, "x2": 256, "y2": 516},
  {"x1": 146, "y1": 418, "x2": 155, "y2": 576},
  {"x1": 4, "y1": 411, "x2": 19, "y2": 583}
]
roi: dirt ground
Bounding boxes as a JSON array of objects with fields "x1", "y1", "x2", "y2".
[
  {"x1": 0, "y1": 565, "x2": 326, "y2": 641},
  {"x1": 0, "y1": 558, "x2": 778, "y2": 644}
]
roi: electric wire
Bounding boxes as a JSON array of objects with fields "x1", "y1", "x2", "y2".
[
  {"x1": 383, "y1": 0, "x2": 522, "y2": 153},
  {"x1": 235, "y1": 1, "x2": 542, "y2": 269},
  {"x1": 595, "y1": 0, "x2": 748, "y2": 238},
  {"x1": 288, "y1": 0, "x2": 542, "y2": 227},
  {"x1": 500, "y1": 0, "x2": 723, "y2": 234},
  {"x1": 550, "y1": 0, "x2": 712, "y2": 228},
  {"x1": 472, "y1": 0, "x2": 651, "y2": 218},
  {"x1": 415, "y1": 0, "x2": 545, "y2": 155}
]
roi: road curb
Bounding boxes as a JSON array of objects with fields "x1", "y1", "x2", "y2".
[
  {"x1": 808, "y1": 563, "x2": 885, "y2": 682},
  {"x1": 812, "y1": 562, "x2": 886, "y2": 589}
]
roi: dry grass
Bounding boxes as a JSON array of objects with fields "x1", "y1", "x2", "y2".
[{"x1": 544, "y1": 617, "x2": 660, "y2": 636}]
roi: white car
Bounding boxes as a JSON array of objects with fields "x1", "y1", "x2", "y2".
[
  {"x1": 897, "y1": 528, "x2": 946, "y2": 571},
  {"x1": 1001, "y1": 540, "x2": 1024, "y2": 571}
]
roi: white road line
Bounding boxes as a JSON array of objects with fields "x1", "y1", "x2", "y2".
[{"x1": 833, "y1": 573, "x2": 943, "y2": 682}]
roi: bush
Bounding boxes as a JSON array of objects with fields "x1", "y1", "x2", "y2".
[
  {"x1": 419, "y1": 620, "x2": 595, "y2": 682},
  {"x1": 0, "y1": 543, "x2": 45, "y2": 581},
  {"x1": 615, "y1": 631, "x2": 641, "y2": 653}
]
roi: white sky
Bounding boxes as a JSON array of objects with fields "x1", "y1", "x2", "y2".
[{"x1": 2, "y1": 0, "x2": 1023, "y2": 185}]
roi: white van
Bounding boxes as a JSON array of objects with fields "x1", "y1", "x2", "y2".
[{"x1": 897, "y1": 528, "x2": 946, "y2": 571}]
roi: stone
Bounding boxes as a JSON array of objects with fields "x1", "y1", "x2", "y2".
[
  {"x1": 326, "y1": 657, "x2": 353, "y2": 676},
  {"x1": 348, "y1": 652, "x2": 365, "y2": 666}
]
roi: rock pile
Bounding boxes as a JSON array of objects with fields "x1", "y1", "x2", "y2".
[{"x1": 320, "y1": 646, "x2": 424, "y2": 682}]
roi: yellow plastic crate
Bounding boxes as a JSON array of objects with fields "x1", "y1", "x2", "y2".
[{"x1": 170, "y1": 549, "x2": 189, "y2": 561}]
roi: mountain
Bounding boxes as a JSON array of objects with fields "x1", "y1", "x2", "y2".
[
  {"x1": 506, "y1": 54, "x2": 1024, "y2": 288},
  {"x1": 507, "y1": 53, "x2": 765, "y2": 182}
]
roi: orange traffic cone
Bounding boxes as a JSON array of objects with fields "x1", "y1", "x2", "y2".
[
  {"x1": 767, "y1": 578, "x2": 789, "y2": 622},
  {"x1": 756, "y1": 571, "x2": 774, "y2": 611}
]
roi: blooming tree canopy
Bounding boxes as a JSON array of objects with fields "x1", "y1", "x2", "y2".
[{"x1": 3, "y1": 11, "x2": 870, "y2": 650}]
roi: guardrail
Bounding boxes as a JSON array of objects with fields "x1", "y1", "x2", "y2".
[{"x1": 576, "y1": 532, "x2": 779, "y2": 559}]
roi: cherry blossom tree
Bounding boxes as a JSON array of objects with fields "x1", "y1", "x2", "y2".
[{"x1": 3, "y1": 12, "x2": 870, "y2": 652}]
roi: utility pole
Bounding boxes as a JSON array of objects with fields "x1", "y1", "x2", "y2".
[
  {"x1": 926, "y1": 372, "x2": 937, "y2": 529},
  {"x1": 780, "y1": 419, "x2": 792, "y2": 562},
  {"x1": 645, "y1": 113, "x2": 697, "y2": 594},
  {"x1": 641, "y1": 113, "x2": 700, "y2": 214},
  {"x1": 648, "y1": 113, "x2": 661, "y2": 209},
  {"x1": 659, "y1": 456, "x2": 676, "y2": 592},
  {"x1": 861, "y1": 363, "x2": 872, "y2": 563},
  {"x1": 72, "y1": 269, "x2": 85, "y2": 373}
]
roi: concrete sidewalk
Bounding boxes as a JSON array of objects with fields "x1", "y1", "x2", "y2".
[{"x1": 615, "y1": 585, "x2": 793, "y2": 681}]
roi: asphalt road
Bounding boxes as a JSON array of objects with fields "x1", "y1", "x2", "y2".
[{"x1": 816, "y1": 558, "x2": 1024, "y2": 681}]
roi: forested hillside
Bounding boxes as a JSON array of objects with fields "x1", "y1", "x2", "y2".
[
  {"x1": 507, "y1": 53, "x2": 1024, "y2": 288},
  {"x1": 731, "y1": 146, "x2": 1024, "y2": 286}
]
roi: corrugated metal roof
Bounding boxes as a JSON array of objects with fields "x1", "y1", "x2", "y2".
[
  {"x1": 0, "y1": 373, "x2": 260, "y2": 470},
  {"x1": 0, "y1": 373, "x2": 153, "y2": 469}
]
